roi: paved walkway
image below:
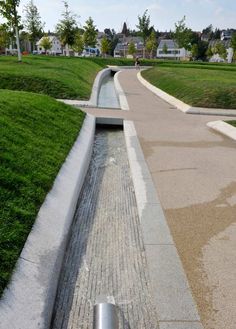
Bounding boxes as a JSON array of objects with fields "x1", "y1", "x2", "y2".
[{"x1": 115, "y1": 70, "x2": 236, "y2": 329}]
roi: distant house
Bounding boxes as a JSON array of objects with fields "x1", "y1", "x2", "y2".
[
  {"x1": 209, "y1": 39, "x2": 233, "y2": 63},
  {"x1": 156, "y1": 39, "x2": 189, "y2": 60},
  {"x1": 114, "y1": 36, "x2": 144, "y2": 58},
  {"x1": 36, "y1": 36, "x2": 62, "y2": 55},
  {"x1": 221, "y1": 30, "x2": 232, "y2": 41}
]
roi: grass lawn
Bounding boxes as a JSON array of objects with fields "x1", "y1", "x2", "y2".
[
  {"x1": 0, "y1": 89, "x2": 85, "y2": 296},
  {"x1": 142, "y1": 65, "x2": 236, "y2": 109},
  {"x1": 0, "y1": 56, "x2": 160, "y2": 99},
  {"x1": 227, "y1": 121, "x2": 236, "y2": 127},
  {"x1": 0, "y1": 56, "x2": 104, "y2": 99}
]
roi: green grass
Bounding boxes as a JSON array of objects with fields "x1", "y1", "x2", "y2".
[
  {"x1": 227, "y1": 121, "x2": 236, "y2": 127},
  {"x1": 142, "y1": 66, "x2": 236, "y2": 109},
  {"x1": 0, "y1": 89, "x2": 85, "y2": 295},
  {"x1": 0, "y1": 56, "x2": 160, "y2": 99},
  {"x1": 0, "y1": 56, "x2": 106, "y2": 99}
]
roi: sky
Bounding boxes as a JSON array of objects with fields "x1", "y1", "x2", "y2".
[{"x1": 1, "y1": 0, "x2": 236, "y2": 33}]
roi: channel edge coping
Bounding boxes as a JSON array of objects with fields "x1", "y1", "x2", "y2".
[{"x1": 207, "y1": 120, "x2": 236, "y2": 141}]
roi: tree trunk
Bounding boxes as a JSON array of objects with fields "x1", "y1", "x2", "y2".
[
  {"x1": 15, "y1": 25, "x2": 22, "y2": 62},
  {"x1": 66, "y1": 44, "x2": 70, "y2": 57}
]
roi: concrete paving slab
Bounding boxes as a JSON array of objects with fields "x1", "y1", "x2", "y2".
[
  {"x1": 159, "y1": 322, "x2": 203, "y2": 329},
  {"x1": 146, "y1": 245, "x2": 200, "y2": 322},
  {"x1": 140, "y1": 204, "x2": 174, "y2": 245}
]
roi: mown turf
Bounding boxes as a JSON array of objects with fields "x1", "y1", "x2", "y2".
[
  {"x1": 0, "y1": 90, "x2": 85, "y2": 295},
  {"x1": 142, "y1": 66, "x2": 236, "y2": 109},
  {"x1": 227, "y1": 121, "x2": 236, "y2": 127},
  {"x1": 0, "y1": 56, "x2": 105, "y2": 99},
  {"x1": 0, "y1": 56, "x2": 159, "y2": 99}
]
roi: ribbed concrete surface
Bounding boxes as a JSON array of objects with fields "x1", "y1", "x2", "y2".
[{"x1": 51, "y1": 128, "x2": 158, "y2": 329}]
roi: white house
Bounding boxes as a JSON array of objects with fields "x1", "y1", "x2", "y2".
[
  {"x1": 156, "y1": 39, "x2": 189, "y2": 60},
  {"x1": 209, "y1": 47, "x2": 233, "y2": 63},
  {"x1": 209, "y1": 40, "x2": 233, "y2": 63},
  {"x1": 36, "y1": 36, "x2": 62, "y2": 55}
]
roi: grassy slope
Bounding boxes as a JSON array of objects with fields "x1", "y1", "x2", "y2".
[
  {"x1": 0, "y1": 90, "x2": 85, "y2": 295},
  {"x1": 0, "y1": 56, "x2": 105, "y2": 99},
  {"x1": 142, "y1": 65, "x2": 236, "y2": 109},
  {"x1": 0, "y1": 56, "x2": 159, "y2": 99},
  {"x1": 227, "y1": 121, "x2": 236, "y2": 127}
]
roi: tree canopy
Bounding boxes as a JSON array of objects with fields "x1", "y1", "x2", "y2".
[
  {"x1": 23, "y1": 0, "x2": 44, "y2": 50},
  {"x1": 83, "y1": 16, "x2": 97, "y2": 48},
  {"x1": 0, "y1": 0, "x2": 22, "y2": 60},
  {"x1": 56, "y1": 1, "x2": 78, "y2": 48},
  {"x1": 173, "y1": 16, "x2": 193, "y2": 50},
  {"x1": 39, "y1": 35, "x2": 52, "y2": 53}
]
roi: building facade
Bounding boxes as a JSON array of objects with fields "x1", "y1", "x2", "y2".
[{"x1": 156, "y1": 39, "x2": 189, "y2": 60}]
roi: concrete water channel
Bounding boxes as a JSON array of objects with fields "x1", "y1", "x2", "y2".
[{"x1": 50, "y1": 72, "x2": 159, "y2": 329}]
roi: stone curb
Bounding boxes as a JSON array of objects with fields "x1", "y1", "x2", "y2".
[
  {"x1": 114, "y1": 71, "x2": 129, "y2": 111},
  {"x1": 0, "y1": 114, "x2": 96, "y2": 329},
  {"x1": 137, "y1": 71, "x2": 236, "y2": 117},
  {"x1": 207, "y1": 120, "x2": 236, "y2": 141},
  {"x1": 57, "y1": 67, "x2": 112, "y2": 107},
  {"x1": 116, "y1": 72, "x2": 203, "y2": 328}
]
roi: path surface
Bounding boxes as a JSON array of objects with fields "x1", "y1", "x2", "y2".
[
  {"x1": 51, "y1": 128, "x2": 158, "y2": 329},
  {"x1": 115, "y1": 70, "x2": 236, "y2": 329}
]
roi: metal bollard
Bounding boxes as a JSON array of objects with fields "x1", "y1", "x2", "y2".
[{"x1": 93, "y1": 303, "x2": 119, "y2": 329}]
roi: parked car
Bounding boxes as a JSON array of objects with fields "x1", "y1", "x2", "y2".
[{"x1": 81, "y1": 47, "x2": 100, "y2": 57}]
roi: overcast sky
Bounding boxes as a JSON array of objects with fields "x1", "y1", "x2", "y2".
[{"x1": 1, "y1": 0, "x2": 236, "y2": 32}]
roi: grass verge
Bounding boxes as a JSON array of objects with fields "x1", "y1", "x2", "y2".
[
  {"x1": 0, "y1": 89, "x2": 85, "y2": 296},
  {"x1": 142, "y1": 66, "x2": 236, "y2": 109}
]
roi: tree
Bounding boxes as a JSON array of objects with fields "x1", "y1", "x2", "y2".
[
  {"x1": 128, "y1": 41, "x2": 136, "y2": 58},
  {"x1": 121, "y1": 22, "x2": 129, "y2": 37},
  {"x1": 202, "y1": 24, "x2": 213, "y2": 40},
  {"x1": 0, "y1": 0, "x2": 22, "y2": 61},
  {"x1": 191, "y1": 44, "x2": 198, "y2": 60},
  {"x1": 136, "y1": 9, "x2": 153, "y2": 57},
  {"x1": 104, "y1": 28, "x2": 118, "y2": 56},
  {"x1": 162, "y1": 43, "x2": 168, "y2": 54},
  {"x1": 213, "y1": 42, "x2": 227, "y2": 61},
  {"x1": 83, "y1": 16, "x2": 97, "y2": 48},
  {"x1": 39, "y1": 36, "x2": 52, "y2": 54},
  {"x1": 173, "y1": 16, "x2": 193, "y2": 50},
  {"x1": 206, "y1": 46, "x2": 213, "y2": 59},
  {"x1": 72, "y1": 31, "x2": 84, "y2": 54},
  {"x1": 0, "y1": 24, "x2": 10, "y2": 53},
  {"x1": 23, "y1": 0, "x2": 44, "y2": 50},
  {"x1": 231, "y1": 33, "x2": 236, "y2": 62},
  {"x1": 100, "y1": 37, "x2": 110, "y2": 57},
  {"x1": 146, "y1": 30, "x2": 157, "y2": 58},
  {"x1": 56, "y1": 1, "x2": 78, "y2": 56}
]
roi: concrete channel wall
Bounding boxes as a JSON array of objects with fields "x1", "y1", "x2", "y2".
[{"x1": 0, "y1": 68, "x2": 113, "y2": 329}]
